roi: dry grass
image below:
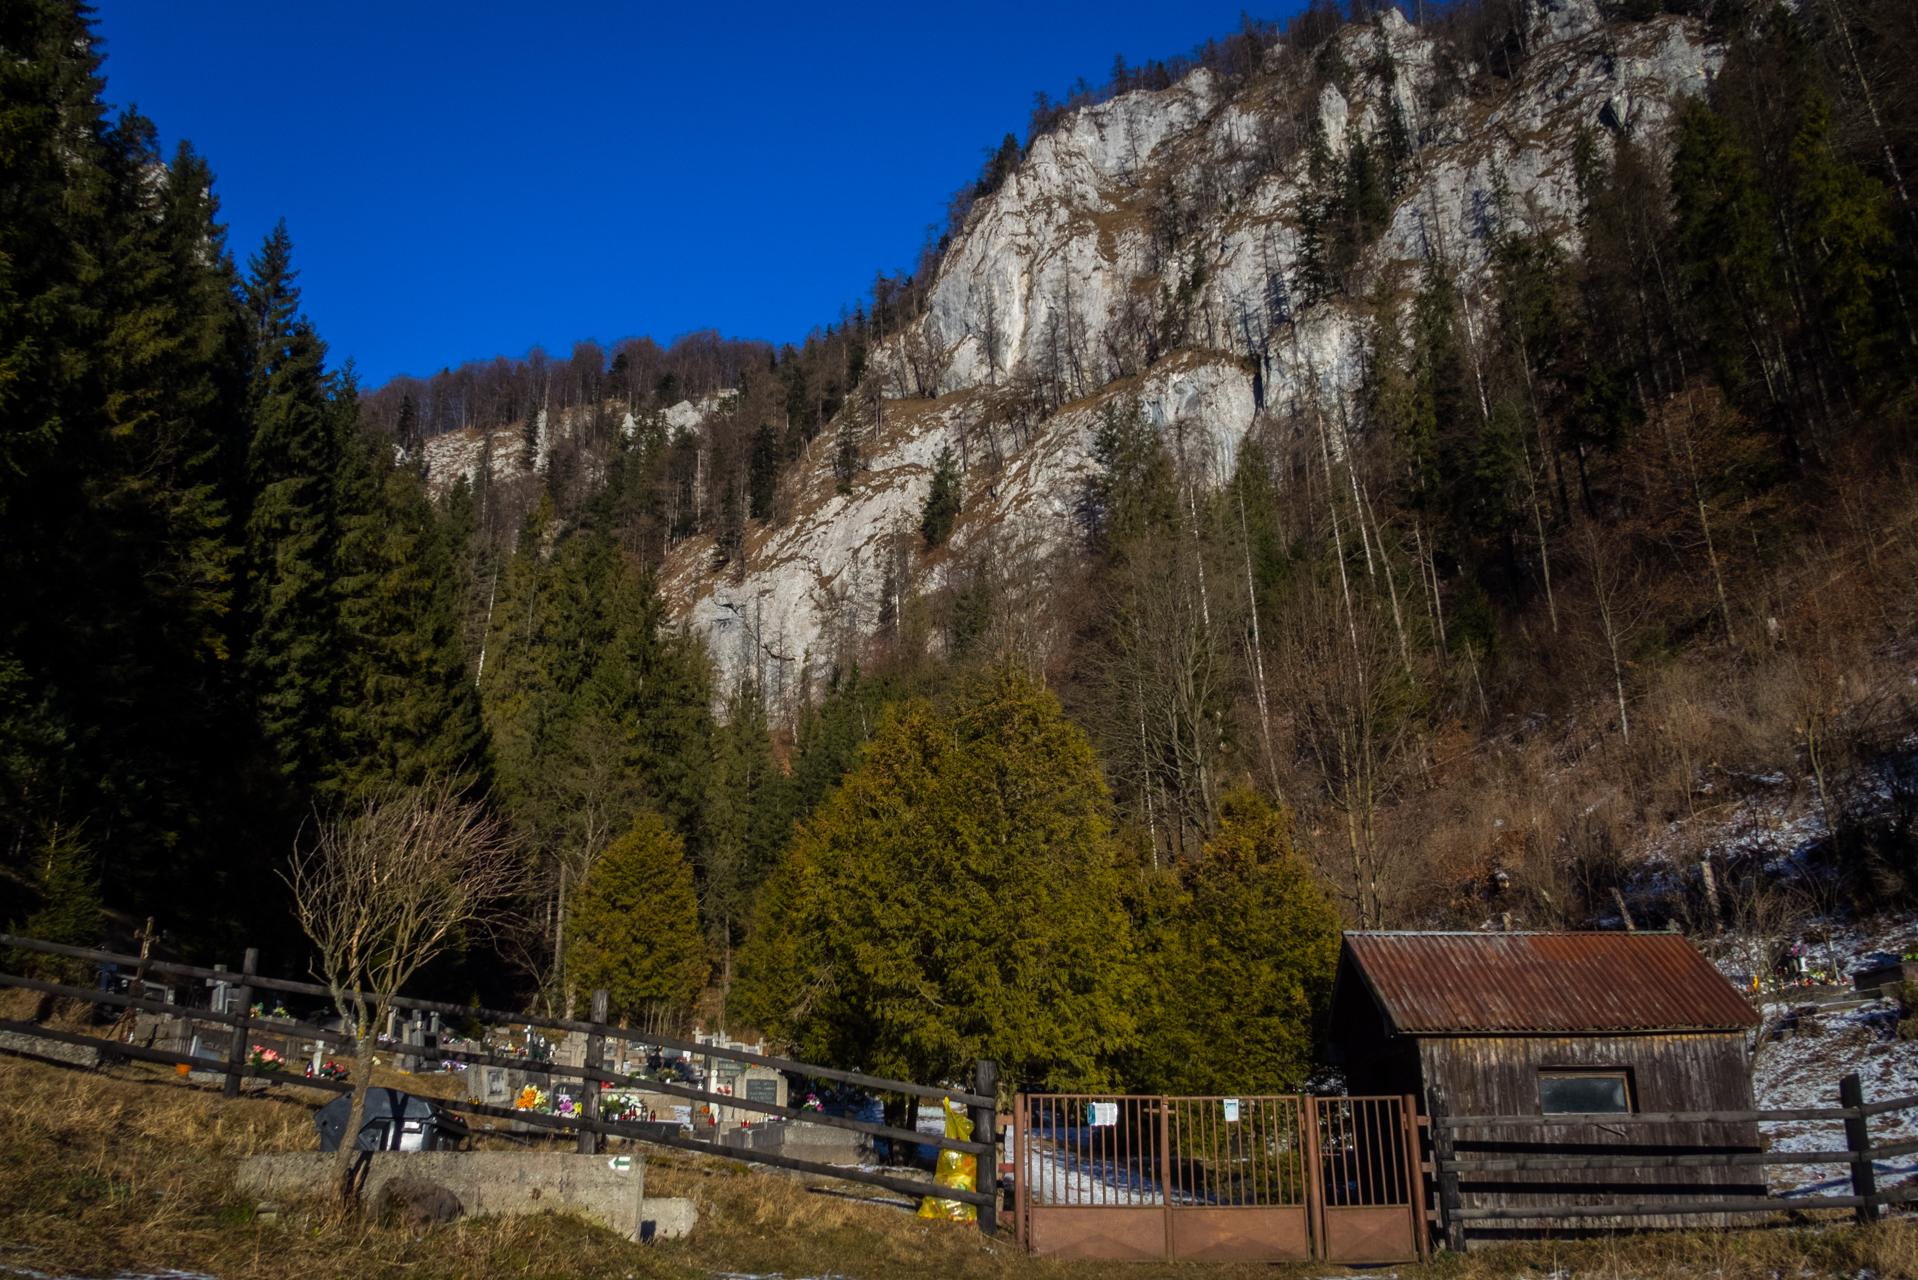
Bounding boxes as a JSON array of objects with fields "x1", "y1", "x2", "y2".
[{"x1": 5, "y1": 1049, "x2": 1918, "y2": 1279}]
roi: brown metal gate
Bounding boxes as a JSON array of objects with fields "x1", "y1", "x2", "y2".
[
  {"x1": 1015, "y1": 1094, "x2": 1424, "y2": 1262},
  {"x1": 1313, "y1": 1095, "x2": 1427, "y2": 1263}
]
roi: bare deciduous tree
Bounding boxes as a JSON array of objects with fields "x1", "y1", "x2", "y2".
[
  {"x1": 1572, "y1": 523, "x2": 1649, "y2": 742},
  {"x1": 283, "y1": 780, "x2": 521, "y2": 1203},
  {"x1": 1278, "y1": 572, "x2": 1419, "y2": 929}
]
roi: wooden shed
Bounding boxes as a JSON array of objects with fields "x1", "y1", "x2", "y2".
[{"x1": 1326, "y1": 930, "x2": 1764, "y2": 1242}]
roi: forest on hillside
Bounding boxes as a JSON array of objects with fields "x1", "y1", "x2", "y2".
[{"x1": 6, "y1": 0, "x2": 1918, "y2": 1095}]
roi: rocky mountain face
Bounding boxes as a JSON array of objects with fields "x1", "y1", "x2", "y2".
[{"x1": 486, "y1": 0, "x2": 1722, "y2": 701}]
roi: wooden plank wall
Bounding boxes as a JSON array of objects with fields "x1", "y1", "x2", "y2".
[{"x1": 1423, "y1": 1033, "x2": 1763, "y2": 1238}]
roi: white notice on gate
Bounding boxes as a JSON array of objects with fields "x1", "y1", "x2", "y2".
[
  {"x1": 1223, "y1": 1098, "x2": 1241, "y2": 1122},
  {"x1": 1089, "y1": 1102, "x2": 1118, "y2": 1127}
]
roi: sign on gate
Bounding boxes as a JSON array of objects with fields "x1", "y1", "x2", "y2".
[{"x1": 1015, "y1": 1093, "x2": 1427, "y2": 1264}]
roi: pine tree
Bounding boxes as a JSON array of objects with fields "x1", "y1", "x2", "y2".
[{"x1": 919, "y1": 446, "x2": 962, "y2": 549}]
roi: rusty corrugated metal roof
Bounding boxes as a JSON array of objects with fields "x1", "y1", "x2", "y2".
[{"x1": 1343, "y1": 931, "x2": 1760, "y2": 1035}]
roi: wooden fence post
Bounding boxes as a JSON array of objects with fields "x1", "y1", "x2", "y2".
[
  {"x1": 579, "y1": 989, "x2": 607, "y2": 1155},
  {"x1": 1427, "y1": 1089, "x2": 1465, "y2": 1252},
  {"x1": 972, "y1": 1059, "x2": 998, "y2": 1234},
  {"x1": 1841, "y1": 1072, "x2": 1879, "y2": 1224},
  {"x1": 222, "y1": 947, "x2": 256, "y2": 1100}
]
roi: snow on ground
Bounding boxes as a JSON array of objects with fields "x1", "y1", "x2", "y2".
[{"x1": 1752, "y1": 990, "x2": 1918, "y2": 1198}]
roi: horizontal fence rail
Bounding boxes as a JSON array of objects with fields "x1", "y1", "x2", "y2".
[
  {"x1": 1432, "y1": 1101, "x2": 1918, "y2": 1127},
  {"x1": 1448, "y1": 1187, "x2": 1918, "y2": 1221},
  {"x1": 1430, "y1": 1070, "x2": 1918, "y2": 1246},
  {"x1": 1442, "y1": 1141, "x2": 1918, "y2": 1172}
]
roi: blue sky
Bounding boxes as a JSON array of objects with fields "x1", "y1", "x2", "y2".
[{"x1": 93, "y1": 1, "x2": 1302, "y2": 387}]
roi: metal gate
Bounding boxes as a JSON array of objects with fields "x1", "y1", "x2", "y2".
[
  {"x1": 1313, "y1": 1095, "x2": 1426, "y2": 1263},
  {"x1": 1015, "y1": 1093, "x2": 1424, "y2": 1263}
]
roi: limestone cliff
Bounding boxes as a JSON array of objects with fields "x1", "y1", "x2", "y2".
[{"x1": 665, "y1": 1, "x2": 1719, "y2": 697}]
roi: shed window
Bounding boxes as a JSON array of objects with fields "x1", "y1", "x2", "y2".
[{"x1": 1539, "y1": 1071, "x2": 1631, "y2": 1114}]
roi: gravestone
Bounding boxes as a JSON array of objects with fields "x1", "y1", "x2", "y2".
[{"x1": 553, "y1": 1032, "x2": 587, "y2": 1069}]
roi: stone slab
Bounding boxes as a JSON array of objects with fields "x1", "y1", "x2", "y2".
[
  {"x1": 0, "y1": 1029, "x2": 100, "y2": 1068},
  {"x1": 723, "y1": 1118, "x2": 871, "y2": 1165},
  {"x1": 1855, "y1": 962, "x2": 1918, "y2": 994},
  {"x1": 236, "y1": 1151, "x2": 694, "y2": 1240}
]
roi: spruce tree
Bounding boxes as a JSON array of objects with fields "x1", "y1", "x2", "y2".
[
  {"x1": 1670, "y1": 98, "x2": 1782, "y2": 394},
  {"x1": 10, "y1": 821, "x2": 102, "y2": 977},
  {"x1": 1087, "y1": 397, "x2": 1177, "y2": 554},
  {"x1": 1790, "y1": 94, "x2": 1895, "y2": 379},
  {"x1": 701, "y1": 681, "x2": 795, "y2": 956},
  {"x1": 331, "y1": 406, "x2": 489, "y2": 802},
  {"x1": 786, "y1": 668, "x2": 902, "y2": 819},
  {"x1": 241, "y1": 222, "x2": 342, "y2": 787},
  {"x1": 919, "y1": 446, "x2": 962, "y2": 549},
  {"x1": 747, "y1": 423, "x2": 780, "y2": 520},
  {"x1": 0, "y1": 4, "x2": 258, "y2": 933}
]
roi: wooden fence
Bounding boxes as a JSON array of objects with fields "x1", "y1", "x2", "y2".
[
  {"x1": 0, "y1": 931, "x2": 999, "y2": 1230},
  {"x1": 1430, "y1": 1074, "x2": 1918, "y2": 1248}
]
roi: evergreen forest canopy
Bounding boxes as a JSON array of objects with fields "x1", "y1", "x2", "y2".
[{"x1": 6, "y1": 0, "x2": 1918, "y2": 1097}]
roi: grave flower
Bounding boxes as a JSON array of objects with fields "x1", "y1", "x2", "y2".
[{"x1": 248, "y1": 1045, "x2": 283, "y2": 1071}]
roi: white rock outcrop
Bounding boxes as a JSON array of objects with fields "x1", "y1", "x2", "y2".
[{"x1": 667, "y1": 8, "x2": 1721, "y2": 696}]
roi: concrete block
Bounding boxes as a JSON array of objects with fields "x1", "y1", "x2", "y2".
[
  {"x1": 236, "y1": 1151, "x2": 695, "y2": 1240},
  {"x1": 641, "y1": 1195, "x2": 698, "y2": 1240}
]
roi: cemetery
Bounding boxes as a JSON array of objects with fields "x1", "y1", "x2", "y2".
[{"x1": 0, "y1": 928, "x2": 1001, "y2": 1244}]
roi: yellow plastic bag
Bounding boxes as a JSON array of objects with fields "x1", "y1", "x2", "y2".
[{"x1": 918, "y1": 1097, "x2": 978, "y2": 1222}]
